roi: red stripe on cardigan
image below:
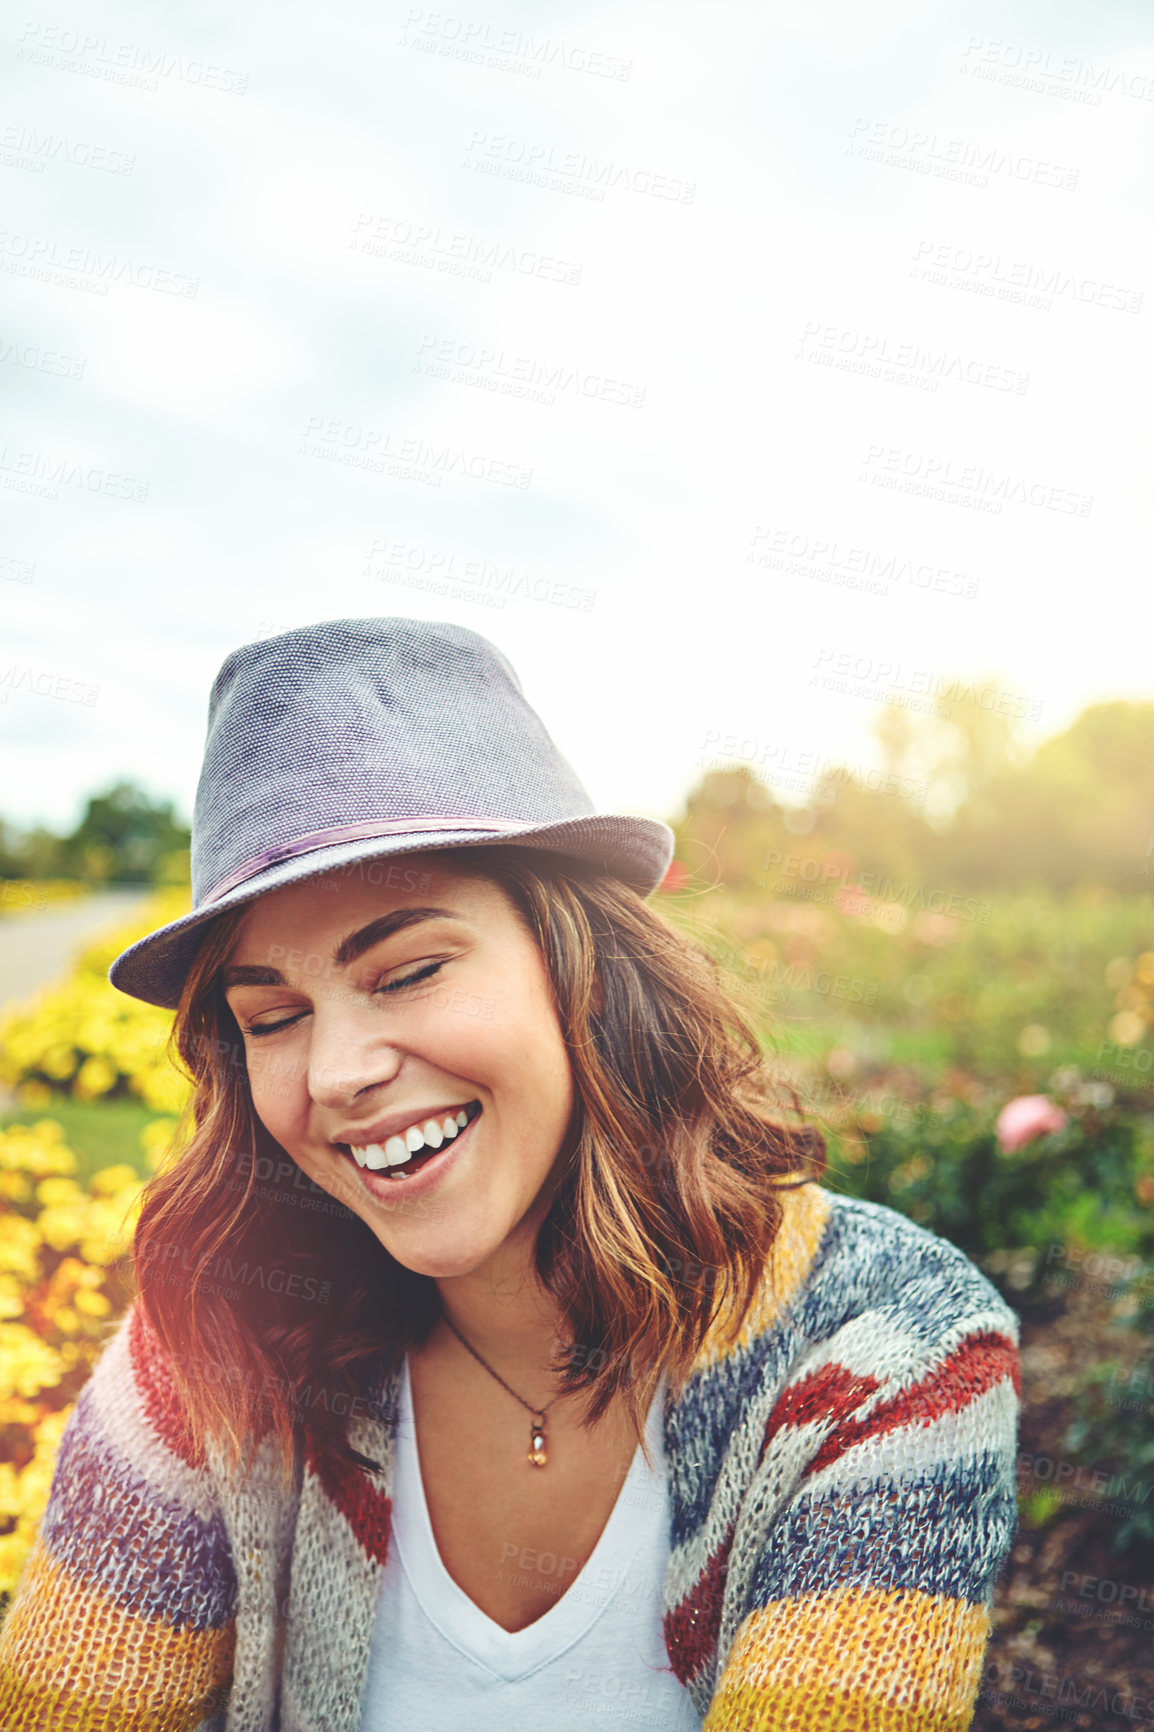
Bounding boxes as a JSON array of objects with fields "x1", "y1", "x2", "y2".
[
  {"x1": 305, "y1": 1438, "x2": 394, "y2": 1567},
  {"x1": 762, "y1": 1361, "x2": 883, "y2": 1455},
  {"x1": 128, "y1": 1303, "x2": 205, "y2": 1470},
  {"x1": 663, "y1": 1522, "x2": 734, "y2": 1685},
  {"x1": 807, "y1": 1330, "x2": 1019, "y2": 1475}
]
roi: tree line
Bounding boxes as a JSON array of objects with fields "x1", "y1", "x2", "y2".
[
  {"x1": 676, "y1": 696, "x2": 1154, "y2": 893},
  {"x1": 0, "y1": 783, "x2": 190, "y2": 885},
  {"x1": 2, "y1": 693, "x2": 1152, "y2": 892}
]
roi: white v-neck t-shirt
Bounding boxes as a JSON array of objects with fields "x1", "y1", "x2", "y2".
[{"x1": 356, "y1": 1356, "x2": 702, "y2": 1729}]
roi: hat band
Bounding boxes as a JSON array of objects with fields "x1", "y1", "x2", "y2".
[{"x1": 202, "y1": 816, "x2": 533, "y2": 905}]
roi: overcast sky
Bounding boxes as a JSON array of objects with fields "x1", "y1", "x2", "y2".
[{"x1": 2, "y1": 0, "x2": 1151, "y2": 836}]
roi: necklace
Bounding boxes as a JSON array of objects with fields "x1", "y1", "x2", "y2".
[{"x1": 440, "y1": 1313, "x2": 561, "y2": 1468}]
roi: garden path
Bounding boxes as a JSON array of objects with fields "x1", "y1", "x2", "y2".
[{"x1": 0, "y1": 889, "x2": 149, "y2": 1015}]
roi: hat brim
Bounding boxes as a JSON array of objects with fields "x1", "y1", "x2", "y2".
[{"x1": 107, "y1": 816, "x2": 675, "y2": 1009}]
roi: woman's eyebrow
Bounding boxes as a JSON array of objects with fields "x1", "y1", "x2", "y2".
[
  {"x1": 332, "y1": 906, "x2": 460, "y2": 967},
  {"x1": 221, "y1": 906, "x2": 462, "y2": 990}
]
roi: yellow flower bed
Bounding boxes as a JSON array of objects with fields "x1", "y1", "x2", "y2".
[
  {"x1": 0, "y1": 894, "x2": 198, "y2": 1597},
  {"x1": 0, "y1": 889, "x2": 193, "y2": 1113},
  {"x1": 0, "y1": 1120, "x2": 147, "y2": 1597}
]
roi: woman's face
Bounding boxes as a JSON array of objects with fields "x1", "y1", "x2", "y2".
[{"x1": 221, "y1": 853, "x2": 576, "y2": 1280}]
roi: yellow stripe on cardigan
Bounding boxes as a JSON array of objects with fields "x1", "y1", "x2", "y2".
[
  {"x1": 703, "y1": 1585, "x2": 990, "y2": 1731},
  {"x1": 694, "y1": 1181, "x2": 831, "y2": 1372},
  {"x1": 0, "y1": 1537, "x2": 235, "y2": 1732}
]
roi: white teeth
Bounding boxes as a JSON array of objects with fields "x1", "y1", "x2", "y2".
[{"x1": 349, "y1": 1104, "x2": 476, "y2": 1173}]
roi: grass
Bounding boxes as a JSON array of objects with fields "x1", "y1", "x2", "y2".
[{"x1": 0, "y1": 1097, "x2": 159, "y2": 1184}]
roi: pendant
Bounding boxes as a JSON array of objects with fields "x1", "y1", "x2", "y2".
[{"x1": 529, "y1": 1414, "x2": 547, "y2": 1468}]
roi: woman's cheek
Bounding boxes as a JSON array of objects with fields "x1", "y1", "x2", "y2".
[
  {"x1": 257, "y1": 1022, "x2": 311, "y2": 1075},
  {"x1": 245, "y1": 1044, "x2": 306, "y2": 1139}
]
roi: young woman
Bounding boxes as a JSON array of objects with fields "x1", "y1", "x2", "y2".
[{"x1": 0, "y1": 618, "x2": 1019, "y2": 1730}]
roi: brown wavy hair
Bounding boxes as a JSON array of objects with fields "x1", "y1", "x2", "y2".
[{"x1": 132, "y1": 845, "x2": 825, "y2": 1485}]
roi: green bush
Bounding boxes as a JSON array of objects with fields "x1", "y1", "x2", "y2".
[{"x1": 822, "y1": 1102, "x2": 1154, "y2": 1291}]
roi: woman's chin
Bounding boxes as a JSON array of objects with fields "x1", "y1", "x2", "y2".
[{"x1": 375, "y1": 1225, "x2": 510, "y2": 1282}]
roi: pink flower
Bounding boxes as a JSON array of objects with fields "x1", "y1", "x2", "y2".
[{"x1": 995, "y1": 1094, "x2": 1069, "y2": 1153}]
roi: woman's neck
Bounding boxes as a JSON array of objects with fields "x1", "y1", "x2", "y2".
[{"x1": 427, "y1": 1240, "x2": 569, "y2": 1387}]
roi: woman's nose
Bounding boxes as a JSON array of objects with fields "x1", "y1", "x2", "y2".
[{"x1": 306, "y1": 997, "x2": 403, "y2": 1108}]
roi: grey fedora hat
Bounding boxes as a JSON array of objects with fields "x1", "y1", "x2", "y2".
[{"x1": 108, "y1": 616, "x2": 675, "y2": 1008}]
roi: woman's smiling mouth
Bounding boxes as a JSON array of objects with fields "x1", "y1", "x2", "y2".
[{"x1": 336, "y1": 1100, "x2": 483, "y2": 1180}]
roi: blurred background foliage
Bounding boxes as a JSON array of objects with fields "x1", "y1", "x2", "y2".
[
  {"x1": 0, "y1": 779, "x2": 190, "y2": 890},
  {"x1": 1, "y1": 689, "x2": 1153, "y2": 1611},
  {"x1": 680, "y1": 693, "x2": 1154, "y2": 894}
]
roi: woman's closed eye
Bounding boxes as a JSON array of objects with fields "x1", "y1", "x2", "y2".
[
  {"x1": 376, "y1": 958, "x2": 446, "y2": 996},
  {"x1": 241, "y1": 959, "x2": 448, "y2": 1036}
]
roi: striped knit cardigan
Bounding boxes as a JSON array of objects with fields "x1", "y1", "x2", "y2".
[{"x1": 0, "y1": 1185, "x2": 1020, "y2": 1730}]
